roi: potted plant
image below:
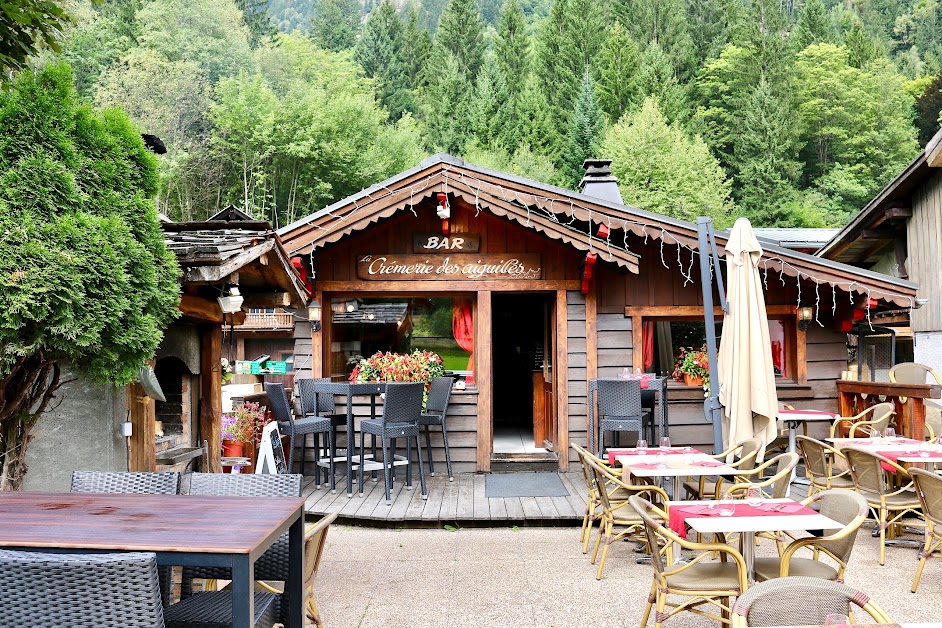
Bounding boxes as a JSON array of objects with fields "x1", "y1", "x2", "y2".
[
  {"x1": 673, "y1": 346, "x2": 710, "y2": 388},
  {"x1": 220, "y1": 402, "x2": 266, "y2": 458},
  {"x1": 349, "y1": 350, "x2": 445, "y2": 405}
]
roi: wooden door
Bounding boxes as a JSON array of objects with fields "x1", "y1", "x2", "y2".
[{"x1": 538, "y1": 298, "x2": 557, "y2": 451}]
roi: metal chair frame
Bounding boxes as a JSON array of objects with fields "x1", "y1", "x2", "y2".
[
  {"x1": 418, "y1": 376, "x2": 455, "y2": 481},
  {"x1": 730, "y1": 576, "x2": 893, "y2": 626},
  {"x1": 265, "y1": 382, "x2": 332, "y2": 482}
]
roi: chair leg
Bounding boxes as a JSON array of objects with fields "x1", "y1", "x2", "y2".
[
  {"x1": 416, "y1": 432, "x2": 428, "y2": 498},
  {"x1": 879, "y1": 508, "x2": 887, "y2": 566},
  {"x1": 596, "y1": 521, "x2": 613, "y2": 580},
  {"x1": 371, "y1": 434, "x2": 378, "y2": 481},
  {"x1": 299, "y1": 433, "x2": 307, "y2": 476},
  {"x1": 640, "y1": 581, "x2": 656, "y2": 627},
  {"x1": 441, "y1": 422, "x2": 454, "y2": 481},
  {"x1": 328, "y1": 427, "x2": 337, "y2": 494},
  {"x1": 912, "y1": 536, "x2": 938, "y2": 593},
  {"x1": 313, "y1": 432, "x2": 321, "y2": 489},
  {"x1": 653, "y1": 586, "x2": 668, "y2": 628},
  {"x1": 359, "y1": 431, "x2": 366, "y2": 497},
  {"x1": 382, "y1": 438, "x2": 392, "y2": 504},
  {"x1": 424, "y1": 425, "x2": 435, "y2": 476},
  {"x1": 287, "y1": 432, "x2": 297, "y2": 472},
  {"x1": 390, "y1": 439, "x2": 397, "y2": 488},
  {"x1": 405, "y1": 437, "x2": 413, "y2": 490}
]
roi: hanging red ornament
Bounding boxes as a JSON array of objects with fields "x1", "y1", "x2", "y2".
[
  {"x1": 597, "y1": 223, "x2": 610, "y2": 239},
  {"x1": 581, "y1": 252, "x2": 597, "y2": 295}
]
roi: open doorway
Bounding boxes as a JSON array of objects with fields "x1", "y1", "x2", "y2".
[{"x1": 492, "y1": 293, "x2": 556, "y2": 456}]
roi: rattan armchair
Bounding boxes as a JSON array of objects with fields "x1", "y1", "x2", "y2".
[
  {"x1": 844, "y1": 445, "x2": 925, "y2": 565},
  {"x1": 265, "y1": 382, "x2": 332, "y2": 479},
  {"x1": 0, "y1": 549, "x2": 165, "y2": 628},
  {"x1": 721, "y1": 452, "x2": 799, "y2": 499},
  {"x1": 594, "y1": 378, "x2": 647, "y2": 456},
  {"x1": 571, "y1": 443, "x2": 633, "y2": 554},
  {"x1": 730, "y1": 576, "x2": 893, "y2": 626},
  {"x1": 70, "y1": 471, "x2": 181, "y2": 495},
  {"x1": 910, "y1": 468, "x2": 942, "y2": 592},
  {"x1": 582, "y1": 451, "x2": 669, "y2": 580},
  {"x1": 795, "y1": 435, "x2": 854, "y2": 495},
  {"x1": 418, "y1": 376, "x2": 455, "y2": 481},
  {"x1": 630, "y1": 495, "x2": 748, "y2": 627},
  {"x1": 889, "y1": 363, "x2": 942, "y2": 439},
  {"x1": 752, "y1": 488, "x2": 868, "y2": 582},
  {"x1": 830, "y1": 401, "x2": 896, "y2": 438},
  {"x1": 682, "y1": 437, "x2": 763, "y2": 500}
]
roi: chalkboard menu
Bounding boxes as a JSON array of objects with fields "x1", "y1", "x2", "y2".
[{"x1": 255, "y1": 422, "x2": 287, "y2": 474}]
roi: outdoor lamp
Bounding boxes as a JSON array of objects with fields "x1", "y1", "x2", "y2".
[
  {"x1": 308, "y1": 298, "x2": 322, "y2": 332},
  {"x1": 217, "y1": 286, "x2": 244, "y2": 314},
  {"x1": 797, "y1": 306, "x2": 814, "y2": 331}
]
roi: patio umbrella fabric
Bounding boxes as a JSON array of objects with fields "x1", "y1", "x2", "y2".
[{"x1": 718, "y1": 218, "x2": 779, "y2": 452}]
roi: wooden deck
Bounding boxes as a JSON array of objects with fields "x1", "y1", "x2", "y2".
[{"x1": 303, "y1": 472, "x2": 587, "y2": 525}]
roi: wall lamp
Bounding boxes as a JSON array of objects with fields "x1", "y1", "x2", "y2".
[
  {"x1": 217, "y1": 285, "x2": 244, "y2": 314},
  {"x1": 797, "y1": 306, "x2": 814, "y2": 332},
  {"x1": 308, "y1": 298, "x2": 322, "y2": 332}
]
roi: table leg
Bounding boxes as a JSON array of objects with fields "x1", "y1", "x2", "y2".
[
  {"x1": 742, "y1": 531, "x2": 755, "y2": 585},
  {"x1": 345, "y1": 392, "x2": 355, "y2": 496},
  {"x1": 287, "y1": 512, "x2": 304, "y2": 627},
  {"x1": 231, "y1": 554, "x2": 254, "y2": 628}
]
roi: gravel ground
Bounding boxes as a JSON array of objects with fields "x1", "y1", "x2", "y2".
[{"x1": 314, "y1": 521, "x2": 942, "y2": 627}]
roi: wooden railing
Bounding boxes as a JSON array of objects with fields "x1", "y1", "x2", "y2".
[
  {"x1": 236, "y1": 311, "x2": 294, "y2": 329},
  {"x1": 836, "y1": 380, "x2": 942, "y2": 440}
]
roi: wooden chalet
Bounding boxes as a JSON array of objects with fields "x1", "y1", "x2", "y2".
[{"x1": 277, "y1": 154, "x2": 917, "y2": 474}]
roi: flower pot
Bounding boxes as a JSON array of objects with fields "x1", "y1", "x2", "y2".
[
  {"x1": 683, "y1": 373, "x2": 704, "y2": 387},
  {"x1": 221, "y1": 440, "x2": 244, "y2": 458}
]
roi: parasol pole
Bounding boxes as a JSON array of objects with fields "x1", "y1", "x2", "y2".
[{"x1": 697, "y1": 217, "x2": 728, "y2": 454}]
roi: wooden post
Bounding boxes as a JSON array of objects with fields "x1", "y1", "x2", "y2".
[
  {"x1": 310, "y1": 290, "x2": 323, "y2": 378},
  {"x1": 556, "y1": 290, "x2": 570, "y2": 471},
  {"x1": 475, "y1": 290, "x2": 492, "y2": 473},
  {"x1": 632, "y1": 316, "x2": 643, "y2": 371},
  {"x1": 585, "y1": 284, "x2": 597, "y2": 453},
  {"x1": 127, "y1": 382, "x2": 156, "y2": 471},
  {"x1": 200, "y1": 325, "x2": 223, "y2": 473}
]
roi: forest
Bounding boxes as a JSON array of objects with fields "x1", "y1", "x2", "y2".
[{"x1": 46, "y1": 0, "x2": 942, "y2": 230}]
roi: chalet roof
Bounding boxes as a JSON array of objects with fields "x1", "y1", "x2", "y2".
[
  {"x1": 751, "y1": 228, "x2": 839, "y2": 250},
  {"x1": 332, "y1": 303, "x2": 408, "y2": 325},
  {"x1": 208, "y1": 205, "x2": 255, "y2": 222},
  {"x1": 817, "y1": 127, "x2": 942, "y2": 264},
  {"x1": 162, "y1": 221, "x2": 308, "y2": 308},
  {"x1": 278, "y1": 154, "x2": 917, "y2": 308}
]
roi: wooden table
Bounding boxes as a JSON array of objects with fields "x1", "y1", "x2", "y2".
[
  {"x1": 678, "y1": 498, "x2": 840, "y2": 584},
  {"x1": 837, "y1": 380, "x2": 942, "y2": 441},
  {"x1": 0, "y1": 492, "x2": 306, "y2": 628}
]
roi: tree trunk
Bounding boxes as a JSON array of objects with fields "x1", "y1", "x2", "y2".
[{"x1": 0, "y1": 352, "x2": 62, "y2": 490}]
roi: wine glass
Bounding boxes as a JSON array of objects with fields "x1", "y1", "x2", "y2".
[
  {"x1": 659, "y1": 436, "x2": 671, "y2": 449},
  {"x1": 823, "y1": 613, "x2": 850, "y2": 627},
  {"x1": 636, "y1": 439, "x2": 648, "y2": 453},
  {"x1": 745, "y1": 485, "x2": 763, "y2": 507},
  {"x1": 884, "y1": 426, "x2": 896, "y2": 439}
]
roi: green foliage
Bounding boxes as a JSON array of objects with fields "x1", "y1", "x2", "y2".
[
  {"x1": 601, "y1": 98, "x2": 734, "y2": 224},
  {"x1": 794, "y1": 0, "x2": 830, "y2": 49},
  {"x1": 462, "y1": 142, "x2": 559, "y2": 183},
  {"x1": 615, "y1": 0, "x2": 693, "y2": 78},
  {"x1": 356, "y1": 1, "x2": 410, "y2": 118},
  {"x1": 595, "y1": 22, "x2": 638, "y2": 122},
  {"x1": 629, "y1": 41, "x2": 688, "y2": 123},
  {"x1": 495, "y1": 0, "x2": 529, "y2": 97},
  {"x1": 310, "y1": 0, "x2": 360, "y2": 51},
  {"x1": 236, "y1": 0, "x2": 276, "y2": 47},
  {"x1": 535, "y1": 0, "x2": 581, "y2": 127},
  {"x1": 914, "y1": 73, "x2": 942, "y2": 145},
  {"x1": 435, "y1": 0, "x2": 485, "y2": 80},
  {"x1": 845, "y1": 17, "x2": 879, "y2": 68},
  {"x1": 0, "y1": 0, "x2": 72, "y2": 76},
  {"x1": 561, "y1": 71, "x2": 604, "y2": 187},
  {"x1": 0, "y1": 62, "x2": 180, "y2": 384}
]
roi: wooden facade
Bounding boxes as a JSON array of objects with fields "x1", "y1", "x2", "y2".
[{"x1": 279, "y1": 155, "x2": 917, "y2": 474}]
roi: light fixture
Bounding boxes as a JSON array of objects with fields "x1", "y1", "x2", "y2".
[
  {"x1": 797, "y1": 306, "x2": 814, "y2": 331},
  {"x1": 308, "y1": 298, "x2": 322, "y2": 332},
  {"x1": 345, "y1": 300, "x2": 358, "y2": 313},
  {"x1": 915, "y1": 298, "x2": 929, "y2": 309},
  {"x1": 217, "y1": 285, "x2": 244, "y2": 314}
]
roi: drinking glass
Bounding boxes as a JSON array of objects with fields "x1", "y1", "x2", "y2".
[
  {"x1": 655, "y1": 453, "x2": 667, "y2": 469},
  {"x1": 659, "y1": 436, "x2": 671, "y2": 449},
  {"x1": 823, "y1": 613, "x2": 850, "y2": 627},
  {"x1": 884, "y1": 426, "x2": 896, "y2": 439},
  {"x1": 745, "y1": 486, "x2": 763, "y2": 507},
  {"x1": 636, "y1": 439, "x2": 648, "y2": 451},
  {"x1": 718, "y1": 505, "x2": 735, "y2": 517}
]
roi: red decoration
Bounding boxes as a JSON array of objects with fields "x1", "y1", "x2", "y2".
[
  {"x1": 441, "y1": 218, "x2": 450, "y2": 235},
  {"x1": 290, "y1": 256, "x2": 312, "y2": 293},
  {"x1": 581, "y1": 252, "x2": 597, "y2": 295},
  {"x1": 597, "y1": 223, "x2": 610, "y2": 239}
]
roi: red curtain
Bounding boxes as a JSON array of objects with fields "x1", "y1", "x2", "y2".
[
  {"x1": 643, "y1": 321, "x2": 655, "y2": 370},
  {"x1": 452, "y1": 298, "x2": 474, "y2": 383}
]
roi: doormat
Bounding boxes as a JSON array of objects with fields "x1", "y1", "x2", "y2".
[{"x1": 485, "y1": 472, "x2": 569, "y2": 498}]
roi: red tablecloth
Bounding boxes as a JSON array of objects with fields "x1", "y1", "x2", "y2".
[
  {"x1": 668, "y1": 502, "x2": 815, "y2": 538},
  {"x1": 875, "y1": 449, "x2": 942, "y2": 472},
  {"x1": 608, "y1": 447, "x2": 695, "y2": 465}
]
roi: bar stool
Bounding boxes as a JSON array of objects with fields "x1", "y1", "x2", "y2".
[
  {"x1": 264, "y1": 382, "x2": 332, "y2": 483},
  {"x1": 418, "y1": 376, "x2": 455, "y2": 481},
  {"x1": 594, "y1": 378, "x2": 646, "y2": 456}
]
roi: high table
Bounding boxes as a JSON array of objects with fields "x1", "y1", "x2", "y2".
[
  {"x1": 0, "y1": 492, "x2": 306, "y2": 628},
  {"x1": 308, "y1": 381, "x2": 385, "y2": 496}
]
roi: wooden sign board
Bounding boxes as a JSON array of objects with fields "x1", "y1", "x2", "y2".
[
  {"x1": 255, "y1": 421, "x2": 287, "y2": 474},
  {"x1": 412, "y1": 232, "x2": 481, "y2": 253},
  {"x1": 358, "y1": 254, "x2": 541, "y2": 281}
]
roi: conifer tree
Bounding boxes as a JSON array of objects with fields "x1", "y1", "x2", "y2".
[
  {"x1": 423, "y1": 51, "x2": 472, "y2": 152},
  {"x1": 596, "y1": 22, "x2": 638, "y2": 122},
  {"x1": 469, "y1": 56, "x2": 511, "y2": 148},
  {"x1": 535, "y1": 0, "x2": 581, "y2": 128},
  {"x1": 355, "y1": 1, "x2": 410, "y2": 118},
  {"x1": 401, "y1": 6, "x2": 432, "y2": 94},
  {"x1": 514, "y1": 73, "x2": 560, "y2": 158},
  {"x1": 435, "y1": 0, "x2": 485, "y2": 80},
  {"x1": 495, "y1": 0, "x2": 529, "y2": 98},
  {"x1": 562, "y1": 70, "x2": 605, "y2": 187},
  {"x1": 844, "y1": 18, "x2": 877, "y2": 68},
  {"x1": 310, "y1": 0, "x2": 360, "y2": 51},
  {"x1": 235, "y1": 0, "x2": 276, "y2": 48},
  {"x1": 685, "y1": 0, "x2": 743, "y2": 66},
  {"x1": 630, "y1": 41, "x2": 687, "y2": 123},
  {"x1": 794, "y1": 0, "x2": 829, "y2": 50},
  {"x1": 615, "y1": 0, "x2": 694, "y2": 78},
  {"x1": 743, "y1": 0, "x2": 792, "y2": 82}
]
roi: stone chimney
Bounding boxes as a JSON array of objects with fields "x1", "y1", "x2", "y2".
[{"x1": 579, "y1": 159, "x2": 623, "y2": 204}]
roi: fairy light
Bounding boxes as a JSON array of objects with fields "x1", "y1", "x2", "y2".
[{"x1": 814, "y1": 282, "x2": 823, "y2": 327}]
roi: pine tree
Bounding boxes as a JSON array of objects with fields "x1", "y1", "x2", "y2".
[
  {"x1": 595, "y1": 22, "x2": 639, "y2": 123},
  {"x1": 743, "y1": 0, "x2": 792, "y2": 82},
  {"x1": 355, "y1": 1, "x2": 410, "y2": 118},
  {"x1": 562, "y1": 71, "x2": 604, "y2": 187},
  {"x1": 615, "y1": 0, "x2": 694, "y2": 78},
  {"x1": 310, "y1": 0, "x2": 361, "y2": 51},
  {"x1": 513, "y1": 73, "x2": 560, "y2": 159},
  {"x1": 435, "y1": 0, "x2": 485, "y2": 80},
  {"x1": 495, "y1": 0, "x2": 529, "y2": 98},
  {"x1": 685, "y1": 0, "x2": 743, "y2": 66},
  {"x1": 794, "y1": 0, "x2": 829, "y2": 50},
  {"x1": 844, "y1": 18, "x2": 877, "y2": 69},
  {"x1": 423, "y1": 50, "x2": 472, "y2": 152},
  {"x1": 535, "y1": 0, "x2": 581, "y2": 128},
  {"x1": 235, "y1": 0, "x2": 276, "y2": 47},
  {"x1": 630, "y1": 41, "x2": 687, "y2": 123},
  {"x1": 400, "y1": 6, "x2": 432, "y2": 94},
  {"x1": 566, "y1": 0, "x2": 610, "y2": 69},
  {"x1": 468, "y1": 56, "x2": 511, "y2": 148}
]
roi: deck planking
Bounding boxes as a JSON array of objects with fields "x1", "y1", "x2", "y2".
[{"x1": 304, "y1": 472, "x2": 587, "y2": 524}]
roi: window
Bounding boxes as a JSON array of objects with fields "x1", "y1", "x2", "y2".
[{"x1": 328, "y1": 297, "x2": 472, "y2": 379}]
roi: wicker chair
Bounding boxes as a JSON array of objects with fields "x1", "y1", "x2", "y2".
[
  {"x1": 418, "y1": 376, "x2": 455, "y2": 481},
  {"x1": 630, "y1": 495, "x2": 748, "y2": 627},
  {"x1": 722, "y1": 452, "x2": 800, "y2": 499},
  {"x1": 582, "y1": 450, "x2": 669, "y2": 580},
  {"x1": 795, "y1": 435, "x2": 854, "y2": 495},
  {"x1": 70, "y1": 471, "x2": 181, "y2": 495},
  {"x1": 0, "y1": 549, "x2": 165, "y2": 628},
  {"x1": 180, "y1": 473, "x2": 302, "y2": 625},
  {"x1": 164, "y1": 592, "x2": 278, "y2": 628},
  {"x1": 752, "y1": 488, "x2": 868, "y2": 582},
  {"x1": 265, "y1": 382, "x2": 332, "y2": 479},
  {"x1": 682, "y1": 437, "x2": 763, "y2": 501},
  {"x1": 571, "y1": 443, "x2": 634, "y2": 554},
  {"x1": 843, "y1": 445, "x2": 925, "y2": 565},
  {"x1": 296, "y1": 378, "x2": 346, "y2": 487},
  {"x1": 730, "y1": 576, "x2": 893, "y2": 626},
  {"x1": 594, "y1": 378, "x2": 647, "y2": 456},
  {"x1": 358, "y1": 381, "x2": 428, "y2": 504},
  {"x1": 830, "y1": 401, "x2": 895, "y2": 438},
  {"x1": 889, "y1": 362, "x2": 942, "y2": 439},
  {"x1": 910, "y1": 468, "x2": 942, "y2": 592}
]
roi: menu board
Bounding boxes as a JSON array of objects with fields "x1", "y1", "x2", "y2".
[{"x1": 255, "y1": 421, "x2": 287, "y2": 474}]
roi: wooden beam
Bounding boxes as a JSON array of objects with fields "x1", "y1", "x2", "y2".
[
  {"x1": 894, "y1": 237, "x2": 908, "y2": 280},
  {"x1": 180, "y1": 240, "x2": 275, "y2": 283},
  {"x1": 585, "y1": 284, "x2": 598, "y2": 453},
  {"x1": 861, "y1": 228, "x2": 900, "y2": 240},
  {"x1": 316, "y1": 280, "x2": 581, "y2": 293},
  {"x1": 927, "y1": 129, "x2": 942, "y2": 168},
  {"x1": 199, "y1": 325, "x2": 223, "y2": 473},
  {"x1": 475, "y1": 291, "x2": 492, "y2": 473},
  {"x1": 178, "y1": 294, "x2": 245, "y2": 325},
  {"x1": 625, "y1": 305, "x2": 797, "y2": 318},
  {"x1": 556, "y1": 290, "x2": 570, "y2": 471},
  {"x1": 884, "y1": 207, "x2": 912, "y2": 220},
  {"x1": 127, "y1": 382, "x2": 155, "y2": 472},
  {"x1": 241, "y1": 292, "x2": 292, "y2": 308},
  {"x1": 310, "y1": 290, "x2": 323, "y2": 378}
]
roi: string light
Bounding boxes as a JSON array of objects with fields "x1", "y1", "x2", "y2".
[{"x1": 814, "y1": 282, "x2": 823, "y2": 327}]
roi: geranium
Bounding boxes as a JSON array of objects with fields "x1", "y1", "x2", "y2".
[
  {"x1": 673, "y1": 345, "x2": 710, "y2": 387},
  {"x1": 349, "y1": 350, "x2": 445, "y2": 403},
  {"x1": 221, "y1": 401, "x2": 267, "y2": 442}
]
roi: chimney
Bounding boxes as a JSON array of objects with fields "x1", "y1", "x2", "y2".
[{"x1": 579, "y1": 159, "x2": 623, "y2": 204}]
